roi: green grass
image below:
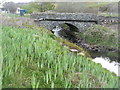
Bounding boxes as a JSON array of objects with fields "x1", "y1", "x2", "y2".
[
  {"x1": 2, "y1": 26, "x2": 119, "y2": 88},
  {"x1": 79, "y1": 25, "x2": 118, "y2": 48},
  {"x1": 87, "y1": 2, "x2": 110, "y2": 8},
  {"x1": 0, "y1": 25, "x2": 3, "y2": 89},
  {"x1": 98, "y1": 13, "x2": 118, "y2": 17},
  {"x1": 1, "y1": 13, "x2": 30, "y2": 19}
]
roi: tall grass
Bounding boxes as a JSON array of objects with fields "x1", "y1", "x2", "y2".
[
  {"x1": 87, "y1": 2, "x2": 110, "y2": 8},
  {"x1": 2, "y1": 26, "x2": 118, "y2": 88},
  {"x1": 0, "y1": 25, "x2": 3, "y2": 89}
]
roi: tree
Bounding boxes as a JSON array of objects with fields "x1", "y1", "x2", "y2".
[
  {"x1": 21, "y1": 2, "x2": 40, "y2": 13},
  {"x1": 21, "y1": 2, "x2": 55, "y2": 14},
  {"x1": 40, "y1": 2, "x2": 55, "y2": 12},
  {"x1": 3, "y1": 2, "x2": 18, "y2": 13}
]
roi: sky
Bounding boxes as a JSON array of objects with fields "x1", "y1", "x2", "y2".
[
  {"x1": 0, "y1": 0, "x2": 119, "y2": 3},
  {"x1": 1, "y1": 0, "x2": 34, "y2": 3}
]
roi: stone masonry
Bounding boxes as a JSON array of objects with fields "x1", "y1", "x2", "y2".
[{"x1": 31, "y1": 12, "x2": 119, "y2": 32}]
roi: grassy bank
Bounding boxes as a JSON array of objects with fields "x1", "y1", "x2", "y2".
[
  {"x1": 79, "y1": 25, "x2": 118, "y2": 48},
  {"x1": 0, "y1": 25, "x2": 3, "y2": 89},
  {"x1": 2, "y1": 25, "x2": 119, "y2": 88}
]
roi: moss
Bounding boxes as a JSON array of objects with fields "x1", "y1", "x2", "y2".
[
  {"x1": 59, "y1": 24, "x2": 69, "y2": 30},
  {"x1": 55, "y1": 37, "x2": 91, "y2": 58}
]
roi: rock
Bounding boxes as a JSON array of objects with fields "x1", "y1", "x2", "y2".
[
  {"x1": 69, "y1": 49, "x2": 78, "y2": 52},
  {"x1": 33, "y1": 34, "x2": 39, "y2": 38},
  {"x1": 77, "y1": 52, "x2": 85, "y2": 56}
]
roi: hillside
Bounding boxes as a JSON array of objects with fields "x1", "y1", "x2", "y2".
[{"x1": 1, "y1": 14, "x2": 119, "y2": 88}]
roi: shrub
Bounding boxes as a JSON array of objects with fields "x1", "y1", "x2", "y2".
[{"x1": 82, "y1": 25, "x2": 118, "y2": 48}]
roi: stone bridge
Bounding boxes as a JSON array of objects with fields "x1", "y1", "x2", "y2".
[{"x1": 31, "y1": 13, "x2": 119, "y2": 32}]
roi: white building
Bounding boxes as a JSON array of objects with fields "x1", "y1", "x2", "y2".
[
  {"x1": 0, "y1": 0, "x2": 8, "y2": 13},
  {"x1": 16, "y1": 7, "x2": 21, "y2": 14},
  {"x1": 0, "y1": 4, "x2": 7, "y2": 13}
]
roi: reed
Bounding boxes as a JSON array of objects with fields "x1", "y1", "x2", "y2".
[{"x1": 2, "y1": 26, "x2": 119, "y2": 88}]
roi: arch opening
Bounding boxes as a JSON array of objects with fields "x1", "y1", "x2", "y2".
[
  {"x1": 60, "y1": 23, "x2": 79, "y2": 32},
  {"x1": 52, "y1": 23, "x2": 80, "y2": 43}
]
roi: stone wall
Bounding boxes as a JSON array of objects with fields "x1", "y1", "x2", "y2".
[
  {"x1": 99, "y1": 16, "x2": 119, "y2": 25},
  {"x1": 31, "y1": 12, "x2": 98, "y2": 21}
]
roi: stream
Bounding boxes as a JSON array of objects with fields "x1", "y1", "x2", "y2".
[
  {"x1": 93, "y1": 57, "x2": 119, "y2": 76},
  {"x1": 52, "y1": 26, "x2": 120, "y2": 76}
]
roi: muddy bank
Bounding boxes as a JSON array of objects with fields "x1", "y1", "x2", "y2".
[{"x1": 76, "y1": 42, "x2": 119, "y2": 62}]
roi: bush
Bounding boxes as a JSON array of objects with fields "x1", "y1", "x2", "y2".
[
  {"x1": 21, "y1": 2, "x2": 55, "y2": 14},
  {"x1": 83, "y1": 25, "x2": 118, "y2": 48}
]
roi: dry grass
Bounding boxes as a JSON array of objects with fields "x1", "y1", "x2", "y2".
[{"x1": 0, "y1": 13, "x2": 36, "y2": 29}]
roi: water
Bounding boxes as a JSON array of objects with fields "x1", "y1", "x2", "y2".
[
  {"x1": 52, "y1": 26, "x2": 62, "y2": 37},
  {"x1": 52, "y1": 26, "x2": 119, "y2": 76},
  {"x1": 89, "y1": 50, "x2": 119, "y2": 76},
  {"x1": 93, "y1": 57, "x2": 120, "y2": 76}
]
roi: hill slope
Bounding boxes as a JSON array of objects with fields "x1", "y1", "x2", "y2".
[{"x1": 2, "y1": 25, "x2": 119, "y2": 88}]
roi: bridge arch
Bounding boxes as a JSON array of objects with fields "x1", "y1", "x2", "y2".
[
  {"x1": 63, "y1": 23, "x2": 79, "y2": 32},
  {"x1": 52, "y1": 23, "x2": 80, "y2": 42},
  {"x1": 37, "y1": 20, "x2": 94, "y2": 32},
  {"x1": 52, "y1": 22, "x2": 79, "y2": 32}
]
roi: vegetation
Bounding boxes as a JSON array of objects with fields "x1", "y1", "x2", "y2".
[
  {"x1": 2, "y1": 25, "x2": 119, "y2": 88},
  {"x1": 87, "y1": 2, "x2": 110, "y2": 8},
  {"x1": 0, "y1": 25, "x2": 3, "y2": 89},
  {"x1": 1, "y1": 1, "x2": 119, "y2": 88},
  {"x1": 54, "y1": 2, "x2": 111, "y2": 14},
  {"x1": 79, "y1": 25, "x2": 118, "y2": 48},
  {"x1": 21, "y1": 2, "x2": 55, "y2": 14},
  {"x1": 54, "y1": 2, "x2": 118, "y2": 16},
  {"x1": 98, "y1": 13, "x2": 118, "y2": 17}
]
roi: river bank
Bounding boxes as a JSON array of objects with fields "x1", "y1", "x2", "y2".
[
  {"x1": 52, "y1": 23, "x2": 119, "y2": 76},
  {"x1": 76, "y1": 42, "x2": 119, "y2": 62}
]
